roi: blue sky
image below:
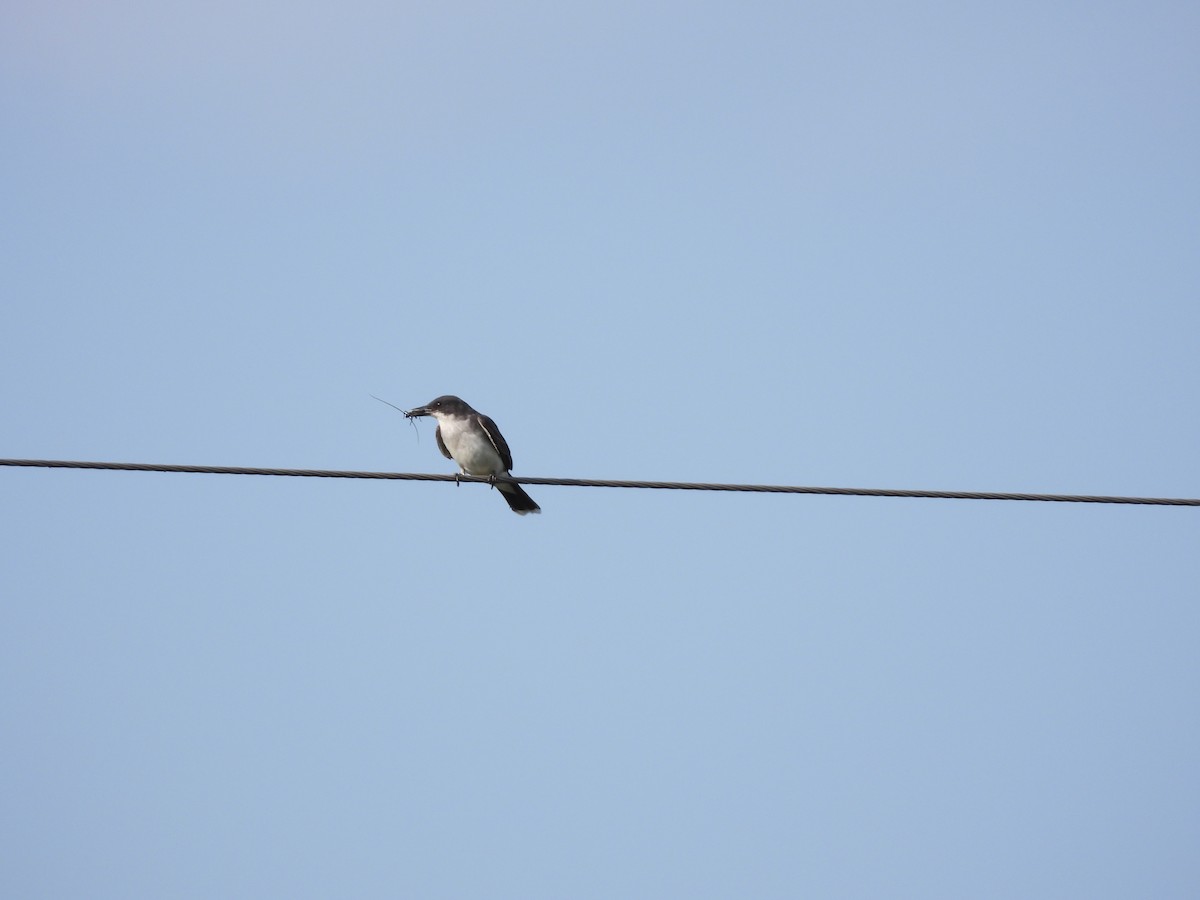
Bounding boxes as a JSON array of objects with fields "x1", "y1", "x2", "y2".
[{"x1": 2, "y1": 2, "x2": 1198, "y2": 897}]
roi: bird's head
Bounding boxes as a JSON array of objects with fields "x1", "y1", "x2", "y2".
[{"x1": 405, "y1": 395, "x2": 469, "y2": 419}]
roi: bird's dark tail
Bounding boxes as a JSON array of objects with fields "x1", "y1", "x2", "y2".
[{"x1": 498, "y1": 482, "x2": 541, "y2": 515}]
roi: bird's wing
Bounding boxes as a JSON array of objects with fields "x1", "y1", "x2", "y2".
[
  {"x1": 434, "y1": 425, "x2": 453, "y2": 461},
  {"x1": 476, "y1": 414, "x2": 514, "y2": 471}
]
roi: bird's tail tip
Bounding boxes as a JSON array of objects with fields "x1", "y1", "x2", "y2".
[{"x1": 500, "y1": 483, "x2": 541, "y2": 515}]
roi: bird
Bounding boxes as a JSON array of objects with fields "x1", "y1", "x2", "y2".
[{"x1": 405, "y1": 395, "x2": 541, "y2": 515}]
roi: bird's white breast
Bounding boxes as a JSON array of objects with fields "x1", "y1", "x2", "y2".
[{"x1": 439, "y1": 418, "x2": 506, "y2": 476}]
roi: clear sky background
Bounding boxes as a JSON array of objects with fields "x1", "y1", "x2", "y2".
[{"x1": 2, "y1": 2, "x2": 1198, "y2": 897}]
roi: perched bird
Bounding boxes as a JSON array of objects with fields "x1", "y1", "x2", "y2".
[{"x1": 405, "y1": 395, "x2": 541, "y2": 515}]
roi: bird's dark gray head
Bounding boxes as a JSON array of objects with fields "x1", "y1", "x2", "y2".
[{"x1": 405, "y1": 395, "x2": 471, "y2": 418}]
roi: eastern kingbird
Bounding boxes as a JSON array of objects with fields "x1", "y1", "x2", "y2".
[{"x1": 405, "y1": 395, "x2": 541, "y2": 515}]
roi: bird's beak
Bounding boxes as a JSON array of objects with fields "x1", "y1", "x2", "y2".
[{"x1": 405, "y1": 405, "x2": 430, "y2": 419}]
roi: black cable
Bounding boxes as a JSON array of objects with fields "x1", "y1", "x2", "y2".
[{"x1": 2, "y1": 458, "x2": 1197, "y2": 506}]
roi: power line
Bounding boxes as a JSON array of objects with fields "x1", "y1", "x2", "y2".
[{"x1": 2, "y1": 457, "x2": 1197, "y2": 506}]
